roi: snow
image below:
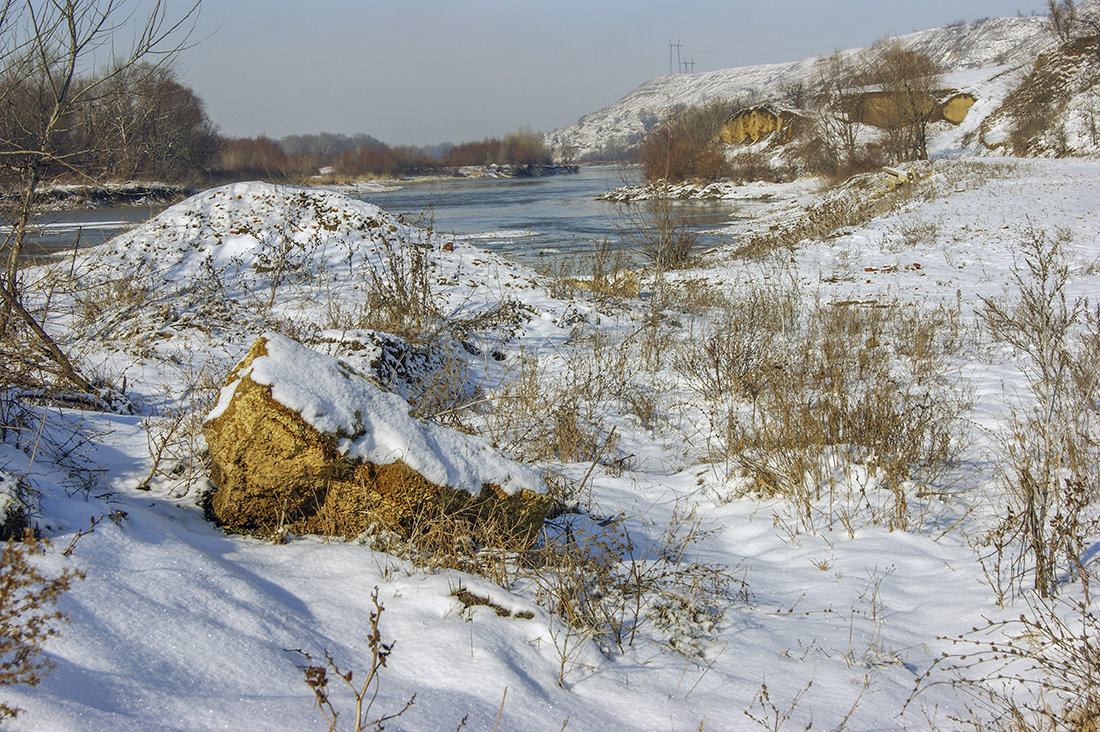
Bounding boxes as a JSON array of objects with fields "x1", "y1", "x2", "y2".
[
  {"x1": 4, "y1": 156, "x2": 1095, "y2": 730},
  {"x1": 215, "y1": 331, "x2": 545, "y2": 496}
]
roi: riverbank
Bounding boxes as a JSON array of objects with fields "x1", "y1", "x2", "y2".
[
  {"x1": 311, "y1": 162, "x2": 579, "y2": 188},
  {"x1": 17, "y1": 181, "x2": 195, "y2": 212},
  {"x1": 599, "y1": 175, "x2": 822, "y2": 201},
  {"x1": 15, "y1": 165, "x2": 581, "y2": 213}
]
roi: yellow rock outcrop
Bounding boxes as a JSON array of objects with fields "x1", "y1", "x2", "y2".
[
  {"x1": 720, "y1": 107, "x2": 799, "y2": 145},
  {"x1": 203, "y1": 335, "x2": 553, "y2": 547}
]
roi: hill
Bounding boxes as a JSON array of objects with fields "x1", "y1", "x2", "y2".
[{"x1": 547, "y1": 14, "x2": 1055, "y2": 161}]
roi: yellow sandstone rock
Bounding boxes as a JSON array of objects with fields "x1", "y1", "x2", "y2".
[{"x1": 203, "y1": 334, "x2": 553, "y2": 547}]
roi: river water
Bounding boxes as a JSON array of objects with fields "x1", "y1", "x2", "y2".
[
  {"x1": 360, "y1": 166, "x2": 745, "y2": 266},
  {"x1": 24, "y1": 167, "x2": 753, "y2": 267}
]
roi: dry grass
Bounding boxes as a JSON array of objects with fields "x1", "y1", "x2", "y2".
[
  {"x1": 732, "y1": 169, "x2": 929, "y2": 258},
  {"x1": 482, "y1": 333, "x2": 638, "y2": 465},
  {"x1": 549, "y1": 238, "x2": 639, "y2": 302},
  {"x1": 519, "y1": 501, "x2": 740, "y2": 685},
  {"x1": 677, "y1": 282, "x2": 968, "y2": 533}
]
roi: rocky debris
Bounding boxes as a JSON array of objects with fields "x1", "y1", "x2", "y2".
[{"x1": 203, "y1": 333, "x2": 553, "y2": 547}]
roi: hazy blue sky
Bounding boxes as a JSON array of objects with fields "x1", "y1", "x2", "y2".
[{"x1": 175, "y1": 1, "x2": 1050, "y2": 145}]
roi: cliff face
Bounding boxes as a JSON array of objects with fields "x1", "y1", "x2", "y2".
[
  {"x1": 854, "y1": 91, "x2": 976, "y2": 128},
  {"x1": 720, "y1": 107, "x2": 800, "y2": 145}
]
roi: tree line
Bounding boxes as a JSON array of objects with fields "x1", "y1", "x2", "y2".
[
  {"x1": 0, "y1": 60, "x2": 552, "y2": 188},
  {"x1": 0, "y1": 0, "x2": 552, "y2": 401},
  {"x1": 219, "y1": 126, "x2": 553, "y2": 181}
]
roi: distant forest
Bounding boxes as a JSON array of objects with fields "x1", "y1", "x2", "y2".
[{"x1": 0, "y1": 64, "x2": 554, "y2": 187}]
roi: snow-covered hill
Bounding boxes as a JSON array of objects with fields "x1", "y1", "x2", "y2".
[{"x1": 547, "y1": 14, "x2": 1054, "y2": 161}]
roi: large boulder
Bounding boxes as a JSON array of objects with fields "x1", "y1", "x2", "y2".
[{"x1": 203, "y1": 332, "x2": 553, "y2": 547}]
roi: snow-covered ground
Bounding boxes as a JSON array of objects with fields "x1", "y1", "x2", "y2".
[{"x1": 3, "y1": 156, "x2": 1099, "y2": 730}]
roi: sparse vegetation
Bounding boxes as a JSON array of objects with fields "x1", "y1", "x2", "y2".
[
  {"x1": 913, "y1": 589, "x2": 1100, "y2": 731},
  {"x1": 289, "y1": 587, "x2": 415, "y2": 732},
  {"x1": 0, "y1": 531, "x2": 83, "y2": 722},
  {"x1": 679, "y1": 283, "x2": 967, "y2": 533},
  {"x1": 4, "y1": 4, "x2": 1100, "y2": 727},
  {"x1": 977, "y1": 226, "x2": 1100, "y2": 600}
]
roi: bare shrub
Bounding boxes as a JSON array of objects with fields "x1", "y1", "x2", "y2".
[
  {"x1": 359, "y1": 231, "x2": 442, "y2": 342},
  {"x1": 289, "y1": 587, "x2": 415, "y2": 732},
  {"x1": 977, "y1": 226, "x2": 1100, "y2": 600},
  {"x1": 615, "y1": 194, "x2": 699, "y2": 269},
  {"x1": 726, "y1": 150, "x2": 795, "y2": 184},
  {"x1": 673, "y1": 284, "x2": 800, "y2": 401},
  {"x1": 0, "y1": 530, "x2": 83, "y2": 722},
  {"x1": 704, "y1": 296, "x2": 966, "y2": 533},
  {"x1": 137, "y1": 361, "x2": 223, "y2": 495},
  {"x1": 526, "y1": 505, "x2": 739, "y2": 685},
  {"x1": 912, "y1": 589, "x2": 1100, "y2": 731},
  {"x1": 888, "y1": 217, "x2": 939, "y2": 250},
  {"x1": 638, "y1": 100, "x2": 739, "y2": 184}
]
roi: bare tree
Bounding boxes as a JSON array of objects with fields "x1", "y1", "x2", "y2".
[
  {"x1": 1048, "y1": 0, "x2": 1100, "y2": 61},
  {"x1": 864, "y1": 40, "x2": 943, "y2": 162},
  {"x1": 0, "y1": 0, "x2": 199, "y2": 394},
  {"x1": 797, "y1": 50, "x2": 867, "y2": 174},
  {"x1": 87, "y1": 62, "x2": 217, "y2": 181},
  {"x1": 638, "y1": 99, "x2": 739, "y2": 184},
  {"x1": 1048, "y1": 0, "x2": 1079, "y2": 42}
]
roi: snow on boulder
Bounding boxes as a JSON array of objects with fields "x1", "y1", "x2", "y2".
[{"x1": 202, "y1": 332, "x2": 552, "y2": 546}]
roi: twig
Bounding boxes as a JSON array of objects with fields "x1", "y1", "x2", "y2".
[{"x1": 492, "y1": 686, "x2": 508, "y2": 732}]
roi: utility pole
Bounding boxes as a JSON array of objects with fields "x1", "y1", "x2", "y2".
[{"x1": 668, "y1": 39, "x2": 682, "y2": 74}]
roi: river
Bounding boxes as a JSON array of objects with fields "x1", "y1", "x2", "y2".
[
  {"x1": 24, "y1": 167, "x2": 754, "y2": 267},
  {"x1": 360, "y1": 166, "x2": 746, "y2": 266}
]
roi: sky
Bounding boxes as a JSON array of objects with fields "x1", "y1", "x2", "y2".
[{"x1": 171, "y1": 0, "x2": 1051, "y2": 146}]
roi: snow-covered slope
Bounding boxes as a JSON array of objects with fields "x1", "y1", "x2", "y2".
[
  {"x1": 5, "y1": 161, "x2": 1100, "y2": 729},
  {"x1": 548, "y1": 15, "x2": 1053, "y2": 161}
]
